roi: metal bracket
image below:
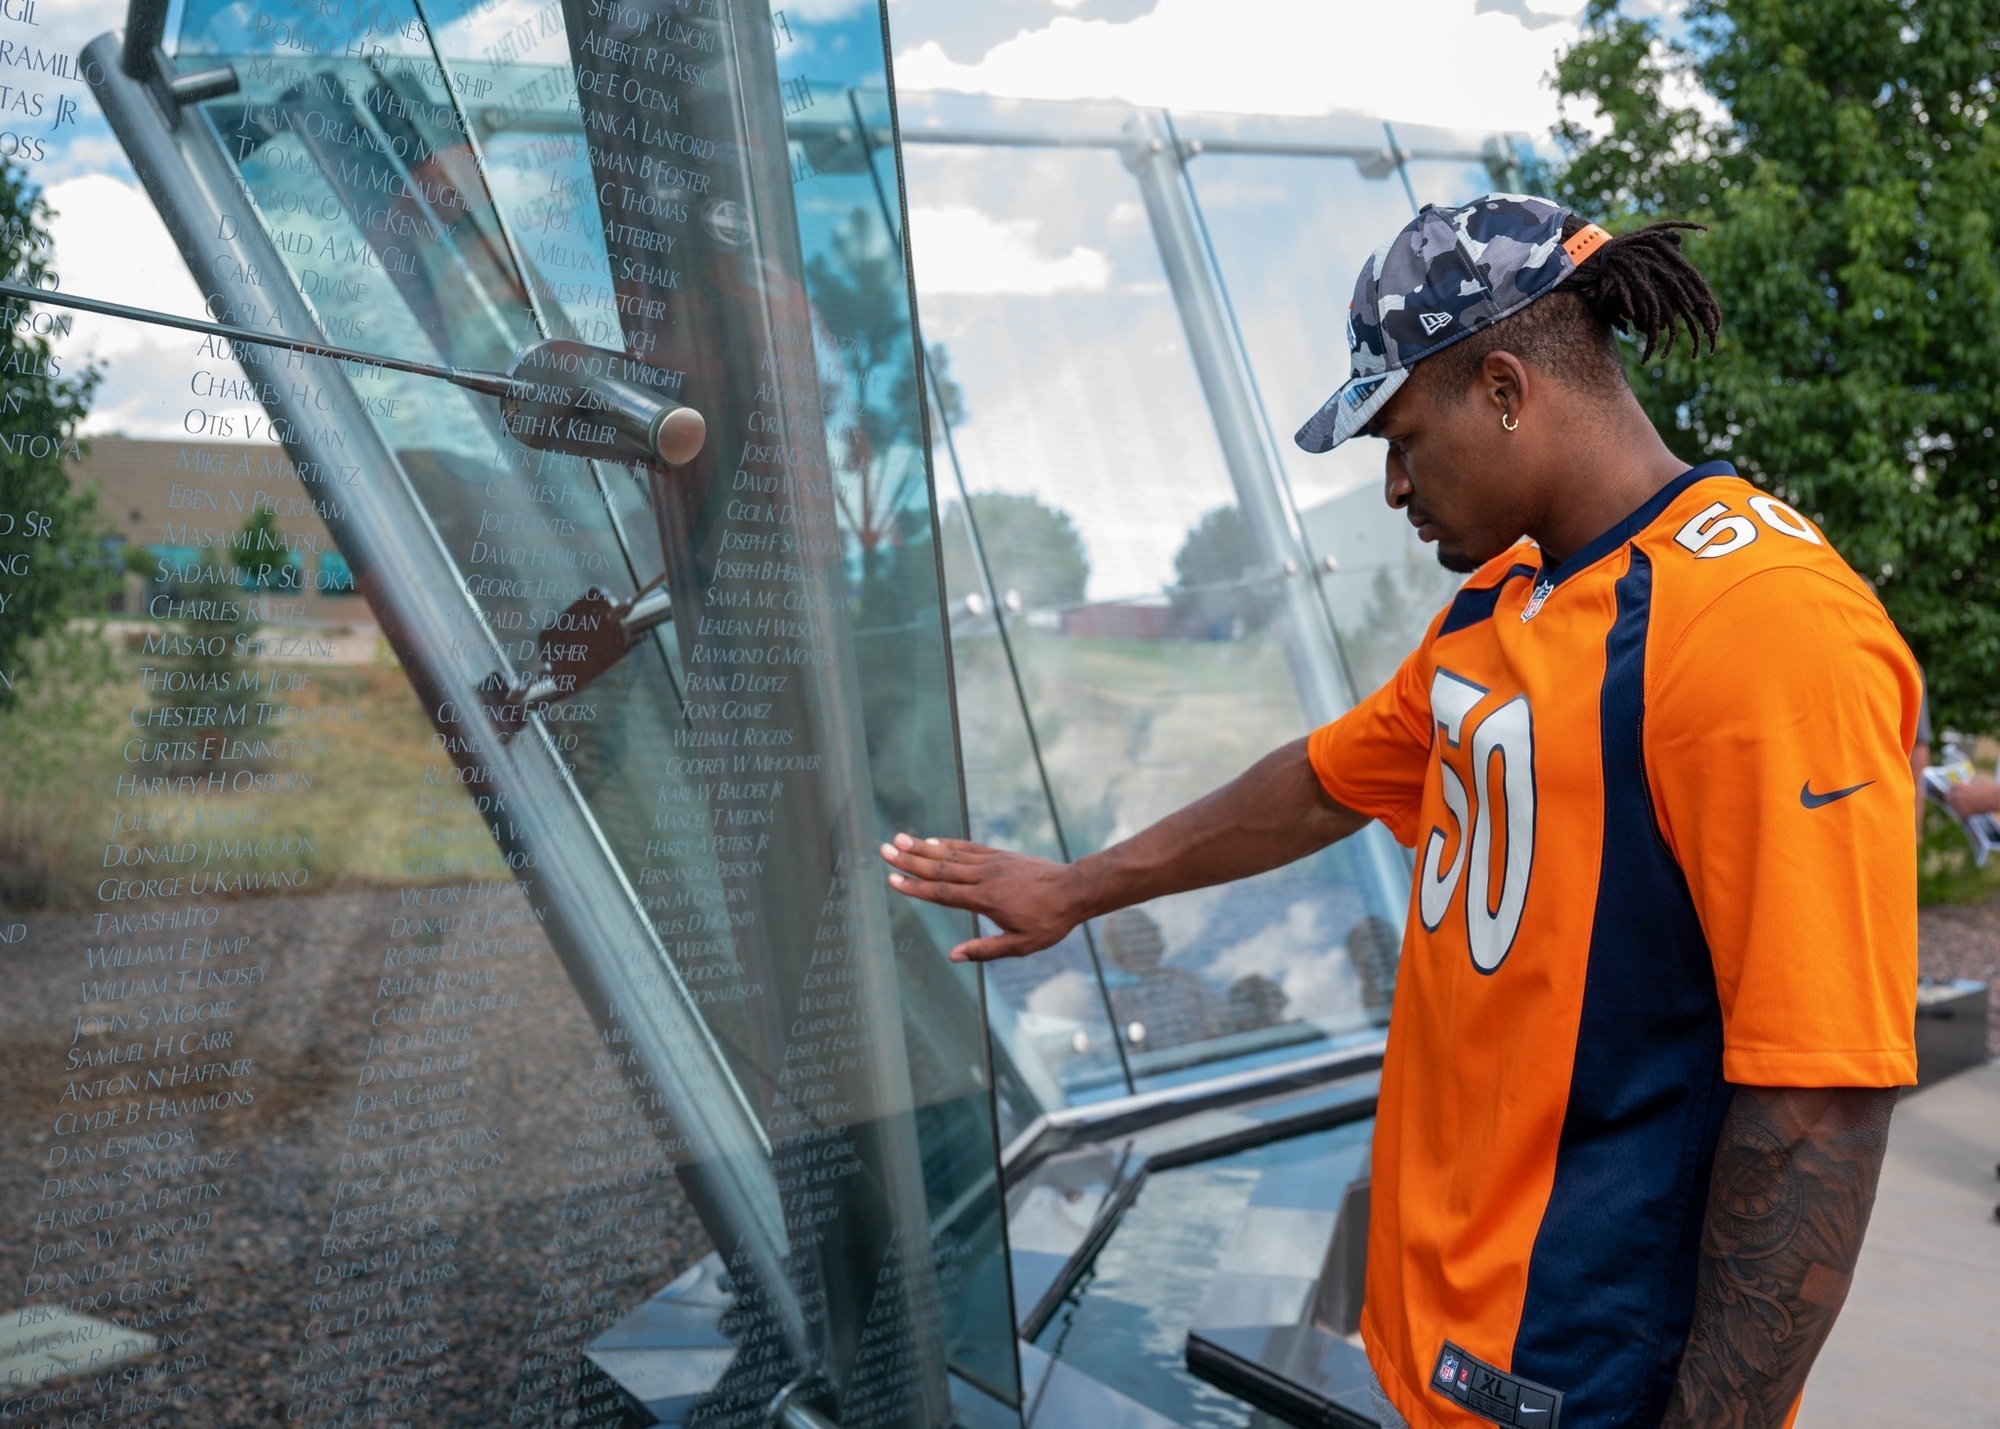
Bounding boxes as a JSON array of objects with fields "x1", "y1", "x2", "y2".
[
  {"x1": 479, "y1": 582, "x2": 677, "y2": 740},
  {"x1": 121, "y1": 0, "x2": 238, "y2": 118},
  {"x1": 0, "y1": 289, "x2": 708, "y2": 482},
  {"x1": 502, "y1": 339, "x2": 708, "y2": 468}
]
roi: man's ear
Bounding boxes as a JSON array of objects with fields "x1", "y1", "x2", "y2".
[{"x1": 1478, "y1": 351, "x2": 1531, "y2": 422}]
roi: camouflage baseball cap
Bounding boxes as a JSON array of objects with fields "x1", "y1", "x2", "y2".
[{"x1": 1294, "y1": 193, "x2": 1610, "y2": 453}]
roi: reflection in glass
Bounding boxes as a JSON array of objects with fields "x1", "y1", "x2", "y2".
[
  {"x1": 895, "y1": 102, "x2": 1448, "y2": 1106},
  {"x1": 0, "y1": 2, "x2": 1017, "y2": 1425},
  {"x1": 1185, "y1": 145, "x2": 1474, "y2": 698}
]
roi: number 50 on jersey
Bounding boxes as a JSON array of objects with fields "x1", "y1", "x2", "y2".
[{"x1": 1420, "y1": 670, "x2": 1536, "y2": 973}]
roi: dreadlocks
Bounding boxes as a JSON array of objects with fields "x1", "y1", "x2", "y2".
[{"x1": 1420, "y1": 213, "x2": 1723, "y2": 399}]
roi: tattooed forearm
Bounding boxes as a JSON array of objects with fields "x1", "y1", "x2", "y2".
[{"x1": 1661, "y1": 1085, "x2": 1896, "y2": 1428}]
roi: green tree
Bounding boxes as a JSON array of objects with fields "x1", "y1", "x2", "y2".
[
  {"x1": 804, "y1": 205, "x2": 969, "y2": 833},
  {"x1": 0, "y1": 161, "x2": 104, "y2": 705},
  {"x1": 1171, "y1": 504, "x2": 1272, "y2": 633},
  {"x1": 1550, "y1": 0, "x2": 2000, "y2": 731},
  {"x1": 940, "y1": 492, "x2": 1090, "y2": 612},
  {"x1": 0, "y1": 161, "x2": 111, "y2": 907},
  {"x1": 805, "y1": 206, "x2": 964, "y2": 566}
]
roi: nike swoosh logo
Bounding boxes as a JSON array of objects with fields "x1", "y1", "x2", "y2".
[{"x1": 1801, "y1": 779, "x2": 1873, "y2": 809}]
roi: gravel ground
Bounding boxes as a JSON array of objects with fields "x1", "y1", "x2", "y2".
[
  {"x1": 1919, "y1": 894, "x2": 2000, "y2": 1056},
  {"x1": 0, "y1": 887, "x2": 709, "y2": 1428},
  {"x1": 5, "y1": 884, "x2": 1989, "y2": 1428}
]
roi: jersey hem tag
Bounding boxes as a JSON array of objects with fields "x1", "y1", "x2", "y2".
[{"x1": 1431, "y1": 1340, "x2": 1563, "y2": 1428}]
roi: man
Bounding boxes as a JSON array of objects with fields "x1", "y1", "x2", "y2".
[{"x1": 882, "y1": 195, "x2": 1921, "y2": 1429}]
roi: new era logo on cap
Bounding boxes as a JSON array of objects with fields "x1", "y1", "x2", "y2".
[{"x1": 1295, "y1": 194, "x2": 1608, "y2": 455}]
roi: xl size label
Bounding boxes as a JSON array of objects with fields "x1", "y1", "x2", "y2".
[{"x1": 1432, "y1": 1341, "x2": 1562, "y2": 1427}]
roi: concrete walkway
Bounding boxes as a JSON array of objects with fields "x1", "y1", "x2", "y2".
[{"x1": 1798, "y1": 1059, "x2": 2000, "y2": 1427}]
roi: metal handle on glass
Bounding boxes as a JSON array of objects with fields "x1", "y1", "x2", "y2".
[{"x1": 0, "y1": 284, "x2": 707, "y2": 469}]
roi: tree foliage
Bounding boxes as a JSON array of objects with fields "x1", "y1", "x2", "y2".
[
  {"x1": 940, "y1": 492, "x2": 1090, "y2": 612},
  {"x1": 1550, "y1": 0, "x2": 2000, "y2": 731},
  {"x1": 1171, "y1": 505, "x2": 1273, "y2": 632},
  {"x1": 806, "y1": 206, "x2": 964, "y2": 564},
  {"x1": 803, "y1": 205, "x2": 969, "y2": 833},
  {"x1": 0, "y1": 160, "x2": 103, "y2": 706}
]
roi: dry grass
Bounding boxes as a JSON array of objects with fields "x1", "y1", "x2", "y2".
[{"x1": 1, "y1": 628, "x2": 496, "y2": 913}]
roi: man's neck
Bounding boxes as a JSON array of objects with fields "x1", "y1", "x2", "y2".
[{"x1": 1527, "y1": 396, "x2": 1690, "y2": 568}]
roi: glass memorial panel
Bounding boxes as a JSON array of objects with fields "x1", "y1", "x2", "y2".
[
  {"x1": 0, "y1": 2, "x2": 1017, "y2": 1426},
  {"x1": 859, "y1": 98, "x2": 1138, "y2": 1126},
  {"x1": 901, "y1": 123, "x2": 1406, "y2": 1103}
]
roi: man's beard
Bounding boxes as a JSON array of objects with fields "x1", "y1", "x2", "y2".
[{"x1": 1437, "y1": 546, "x2": 1483, "y2": 575}]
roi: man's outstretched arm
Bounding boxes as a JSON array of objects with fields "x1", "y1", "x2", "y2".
[
  {"x1": 1662, "y1": 1084, "x2": 1896, "y2": 1429},
  {"x1": 878, "y1": 736, "x2": 1368, "y2": 962}
]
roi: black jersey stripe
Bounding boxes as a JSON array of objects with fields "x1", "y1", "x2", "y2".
[
  {"x1": 1509, "y1": 544, "x2": 1731, "y2": 1427},
  {"x1": 1439, "y1": 562, "x2": 1539, "y2": 636},
  {"x1": 1537, "y1": 459, "x2": 1735, "y2": 591}
]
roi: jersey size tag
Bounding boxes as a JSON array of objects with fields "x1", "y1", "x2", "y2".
[{"x1": 1431, "y1": 1341, "x2": 1563, "y2": 1427}]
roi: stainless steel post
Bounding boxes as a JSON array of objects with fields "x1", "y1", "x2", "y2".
[
  {"x1": 1119, "y1": 108, "x2": 1352, "y2": 727},
  {"x1": 1121, "y1": 107, "x2": 1415, "y2": 911}
]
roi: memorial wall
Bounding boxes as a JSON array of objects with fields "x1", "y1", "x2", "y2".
[{"x1": 0, "y1": 2, "x2": 1016, "y2": 1426}]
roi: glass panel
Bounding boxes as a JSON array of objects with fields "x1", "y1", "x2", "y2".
[
  {"x1": 1180, "y1": 138, "x2": 1411, "y2": 515},
  {"x1": 1183, "y1": 141, "x2": 1466, "y2": 698},
  {"x1": 853, "y1": 93, "x2": 1130, "y2": 1130},
  {"x1": 902, "y1": 129, "x2": 1405, "y2": 1100},
  {"x1": 1399, "y1": 150, "x2": 1509, "y2": 211},
  {"x1": 0, "y1": 4, "x2": 1015, "y2": 1426},
  {"x1": 1032, "y1": 1120, "x2": 1374, "y2": 1428}
]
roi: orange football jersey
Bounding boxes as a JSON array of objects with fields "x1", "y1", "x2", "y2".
[{"x1": 1308, "y1": 461, "x2": 1921, "y2": 1429}]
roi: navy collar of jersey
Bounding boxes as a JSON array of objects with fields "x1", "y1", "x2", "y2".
[{"x1": 1535, "y1": 460, "x2": 1737, "y2": 590}]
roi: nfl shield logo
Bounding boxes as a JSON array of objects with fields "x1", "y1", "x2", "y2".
[
  {"x1": 1519, "y1": 579, "x2": 1554, "y2": 622},
  {"x1": 1438, "y1": 1356, "x2": 1457, "y2": 1385}
]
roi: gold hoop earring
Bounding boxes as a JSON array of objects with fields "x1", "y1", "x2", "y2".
[{"x1": 1501, "y1": 412, "x2": 1519, "y2": 432}]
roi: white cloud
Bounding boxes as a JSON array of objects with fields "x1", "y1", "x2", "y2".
[
  {"x1": 784, "y1": 0, "x2": 876, "y2": 18},
  {"x1": 930, "y1": 312, "x2": 1228, "y2": 601},
  {"x1": 908, "y1": 205, "x2": 1111, "y2": 295},
  {"x1": 41, "y1": 176, "x2": 259, "y2": 438},
  {"x1": 42, "y1": 175, "x2": 210, "y2": 332},
  {"x1": 893, "y1": 0, "x2": 1588, "y2": 135},
  {"x1": 1205, "y1": 899, "x2": 1362, "y2": 1024},
  {"x1": 436, "y1": 0, "x2": 570, "y2": 66},
  {"x1": 37, "y1": 0, "x2": 123, "y2": 72}
]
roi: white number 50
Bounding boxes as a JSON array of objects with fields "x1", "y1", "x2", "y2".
[
  {"x1": 1674, "y1": 496, "x2": 1822, "y2": 559},
  {"x1": 1419, "y1": 669, "x2": 1536, "y2": 973}
]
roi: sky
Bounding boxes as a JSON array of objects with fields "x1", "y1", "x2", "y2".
[
  {"x1": 876, "y1": 0, "x2": 1665, "y2": 598},
  {"x1": 889, "y1": 0, "x2": 1603, "y2": 136}
]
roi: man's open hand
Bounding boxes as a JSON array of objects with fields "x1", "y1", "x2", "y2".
[
  {"x1": 878, "y1": 834, "x2": 1088, "y2": 962},
  {"x1": 879, "y1": 740, "x2": 1365, "y2": 965}
]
